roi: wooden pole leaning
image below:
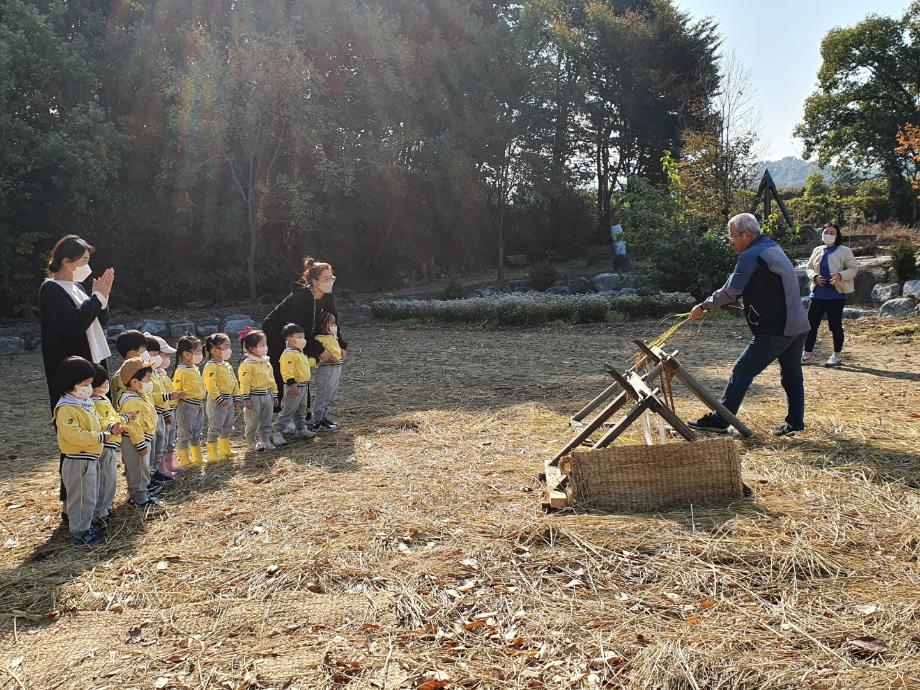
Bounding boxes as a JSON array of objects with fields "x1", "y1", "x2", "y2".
[{"x1": 632, "y1": 340, "x2": 754, "y2": 438}]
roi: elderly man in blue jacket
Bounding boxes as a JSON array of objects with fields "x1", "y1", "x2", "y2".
[{"x1": 688, "y1": 213, "x2": 810, "y2": 436}]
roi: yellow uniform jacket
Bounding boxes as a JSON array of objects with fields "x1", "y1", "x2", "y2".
[
  {"x1": 55, "y1": 397, "x2": 104, "y2": 461},
  {"x1": 203, "y1": 359, "x2": 241, "y2": 404},
  {"x1": 238, "y1": 356, "x2": 277, "y2": 398}
]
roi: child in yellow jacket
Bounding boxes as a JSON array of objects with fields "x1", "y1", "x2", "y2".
[
  {"x1": 53, "y1": 356, "x2": 111, "y2": 545},
  {"x1": 145, "y1": 334, "x2": 184, "y2": 484},
  {"x1": 172, "y1": 334, "x2": 207, "y2": 466},
  {"x1": 238, "y1": 328, "x2": 278, "y2": 451},
  {"x1": 271, "y1": 322, "x2": 316, "y2": 444},
  {"x1": 148, "y1": 335, "x2": 182, "y2": 473},
  {"x1": 90, "y1": 364, "x2": 131, "y2": 524},
  {"x1": 312, "y1": 312, "x2": 345, "y2": 432},
  {"x1": 118, "y1": 358, "x2": 161, "y2": 509},
  {"x1": 203, "y1": 332, "x2": 241, "y2": 460}
]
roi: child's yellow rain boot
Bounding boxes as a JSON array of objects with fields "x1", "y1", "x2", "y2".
[
  {"x1": 190, "y1": 445, "x2": 205, "y2": 466},
  {"x1": 207, "y1": 442, "x2": 219, "y2": 462},
  {"x1": 218, "y1": 437, "x2": 235, "y2": 460},
  {"x1": 177, "y1": 447, "x2": 191, "y2": 467}
]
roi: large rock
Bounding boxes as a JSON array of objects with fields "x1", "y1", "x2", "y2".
[
  {"x1": 878, "y1": 297, "x2": 916, "y2": 317},
  {"x1": 794, "y1": 268, "x2": 811, "y2": 296},
  {"x1": 567, "y1": 277, "x2": 596, "y2": 294},
  {"x1": 0, "y1": 336, "x2": 25, "y2": 355},
  {"x1": 852, "y1": 267, "x2": 887, "y2": 304},
  {"x1": 168, "y1": 321, "x2": 196, "y2": 338},
  {"x1": 504, "y1": 279, "x2": 532, "y2": 293},
  {"x1": 195, "y1": 318, "x2": 221, "y2": 336},
  {"x1": 871, "y1": 283, "x2": 901, "y2": 304},
  {"x1": 902, "y1": 279, "x2": 920, "y2": 300},
  {"x1": 592, "y1": 272, "x2": 621, "y2": 292},
  {"x1": 138, "y1": 319, "x2": 168, "y2": 337},
  {"x1": 105, "y1": 324, "x2": 126, "y2": 344},
  {"x1": 223, "y1": 317, "x2": 259, "y2": 338},
  {"x1": 842, "y1": 308, "x2": 875, "y2": 319}
]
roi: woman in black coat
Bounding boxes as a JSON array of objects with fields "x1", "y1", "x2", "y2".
[
  {"x1": 40, "y1": 235, "x2": 115, "y2": 408},
  {"x1": 262, "y1": 257, "x2": 347, "y2": 402}
]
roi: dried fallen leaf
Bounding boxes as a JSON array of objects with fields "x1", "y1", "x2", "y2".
[
  {"x1": 854, "y1": 604, "x2": 878, "y2": 615},
  {"x1": 464, "y1": 619, "x2": 485, "y2": 631},
  {"x1": 460, "y1": 558, "x2": 479, "y2": 569},
  {"x1": 126, "y1": 626, "x2": 145, "y2": 644},
  {"x1": 685, "y1": 617, "x2": 701, "y2": 626},
  {"x1": 699, "y1": 599, "x2": 715, "y2": 609},
  {"x1": 154, "y1": 677, "x2": 169, "y2": 689},
  {"x1": 9, "y1": 657, "x2": 23, "y2": 670},
  {"x1": 155, "y1": 561, "x2": 169, "y2": 571},
  {"x1": 846, "y1": 636, "x2": 888, "y2": 657}
]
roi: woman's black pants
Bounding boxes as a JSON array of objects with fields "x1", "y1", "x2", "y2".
[{"x1": 805, "y1": 298, "x2": 845, "y2": 353}]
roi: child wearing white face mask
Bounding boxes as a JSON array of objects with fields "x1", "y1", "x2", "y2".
[
  {"x1": 110, "y1": 329, "x2": 150, "y2": 409},
  {"x1": 118, "y1": 358, "x2": 162, "y2": 510},
  {"x1": 203, "y1": 332, "x2": 241, "y2": 461},
  {"x1": 312, "y1": 312, "x2": 343, "y2": 432},
  {"x1": 148, "y1": 335, "x2": 183, "y2": 474},
  {"x1": 144, "y1": 335, "x2": 185, "y2": 487},
  {"x1": 238, "y1": 328, "x2": 278, "y2": 451},
  {"x1": 90, "y1": 364, "x2": 131, "y2": 526},
  {"x1": 172, "y1": 334, "x2": 207, "y2": 467},
  {"x1": 54, "y1": 356, "x2": 112, "y2": 544},
  {"x1": 271, "y1": 322, "x2": 316, "y2": 445}
]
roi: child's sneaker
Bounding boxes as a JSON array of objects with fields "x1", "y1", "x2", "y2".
[
  {"x1": 263, "y1": 440, "x2": 277, "y2": 451},
  {"x1": 254, "y1": 440, "x2": 265, "y2": 452},
  {"x1": 151, "y1": 470, "x2": 174, "y2": 483},
  {"x1": 313, "y1": 418, "x2": 338, "y2": 432},
  {"x1": 146, "y1": 481, "x2": 164, "y2": 497},
  {"x1": 283, "y1": 423, "x2": 297, "y2": 434},
  {"x1": 130, "y1": 497, "x2": 166, "y2": 514},
  {"x1": 825, "y1": 354, "x2": 842, "y2": 367},
  {"x1": 72, "y1": 528, "x2": 106, "y2": 546},
  {"x1": 297, "y1": 427, "x2": 316, "y2": 440},
  {"x1": 92, "y1": 515, "x2": 109, "y2": 530},
  {"x1": 687, "y1": 413, "x2": 730, "y2": 434},
  {"x1": 271, "y1": 432, "x2": 287, "y2": 447}
]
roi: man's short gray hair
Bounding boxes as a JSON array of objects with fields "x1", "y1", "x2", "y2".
[{"x1": 728, "y1": 213, "x2": 761, "y2": 235}]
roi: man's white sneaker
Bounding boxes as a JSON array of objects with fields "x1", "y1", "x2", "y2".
[
  {"x1": 801, "y1": 352, "x2": 814, "y2": 365},
  {"x1": 825, "y1": 354, "x2": 842, "y2": 367},
  {"x1": 271, "y1": 433, "x2": 288, "y2": 446}
]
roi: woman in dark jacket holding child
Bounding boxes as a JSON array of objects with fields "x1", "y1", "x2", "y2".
[{"x1": 262, "y1": 257, "x2": 347, "y2": 430}]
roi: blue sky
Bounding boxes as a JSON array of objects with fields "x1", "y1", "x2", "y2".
[{"x1": 675, "y1": 0, "x2": 911, "y2": 161}]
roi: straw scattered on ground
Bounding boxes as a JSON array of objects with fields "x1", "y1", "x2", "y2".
[{"x1": 1, "y1": 316, "x2": 919, "y2": 690}]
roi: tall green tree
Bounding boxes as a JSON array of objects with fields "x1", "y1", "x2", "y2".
[{"x1": 795, "y1": 2, "x2": 920, "y2": 223}]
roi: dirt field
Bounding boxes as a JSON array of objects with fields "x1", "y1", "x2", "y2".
[{"x1": 1, "y1": 317, "x2": 918, "y2": 689}]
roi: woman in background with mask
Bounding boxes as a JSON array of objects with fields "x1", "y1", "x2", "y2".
[
  {"x1": 803, "y1": 223, "x2": 858, "y2": 367},
  {"x1": 40, "y1": 235, "x2": 115, "y2": 408},
  {"x1": 262, "y1": 256, "x2": 347, "y2": 409}
]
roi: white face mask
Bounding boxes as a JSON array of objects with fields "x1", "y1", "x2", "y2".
[
  {"x1": 140, "y1": 351, "x2": 151, "y2": 362},
  {"x1": 328, "y1": 325, "x2": 338, "y2": 337},
  {"x1": 71, "y1": 263, "x2": 92, "y2": 283},
  {"x1": 191, "y1": 352, "x2": 203, "y2": 365},
  {"x1": 822, "y1": 233, "x2": 836, "y2": 247},
  {"x1": 95, "y1": 381, "x2": 110, "y2": 397},
  {"x1": 252, "y1": 345, "x2": 268, "y2": 357},
  {"x1": 140, "y1": 381, "x2": 154, "y2": 395},
  {"x1": 159, "y1": 356, "x2": 171, "y2": 371},
  {"x1": 72, "y1": 384, "x2": 93, "y2": 400},
  {"x1": 150, "y1": 354, "x2": 163, "y2": 369},
  {"x1": 220, "y1": 348, "x2": 233, "y2": 361},
  {"x1": 293, "y1": 337, "x2": 307, "y2": 350},
  {"x1": 317, "y1": 280, "x2": 334, "y2": 294}
]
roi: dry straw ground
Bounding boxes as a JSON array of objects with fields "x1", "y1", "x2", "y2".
[{"x1": 1, "y1": 317, "x2": 918, "y2": 690}]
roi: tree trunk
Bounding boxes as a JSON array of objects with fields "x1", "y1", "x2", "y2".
[
  {"x1": 497, "y1": 199, "x2": 505, "y2": 281},
  {"x1": 246, "y1": 175, "x2": 257, "y2": 301}
]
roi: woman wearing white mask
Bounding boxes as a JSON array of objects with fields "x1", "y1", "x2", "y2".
[
  {"x1": 803, "y1": 223, "x2": 858, "y2": 367},
  {"x1": 262, "y1": 257, "x2": 347, "y2": 413},
  {"x1": 40, "y1": 235, "x2": 115, "y2": 409}
]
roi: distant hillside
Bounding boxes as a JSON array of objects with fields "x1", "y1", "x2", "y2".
[{"x1": 754, "y1": 157, "x2": 835, "y2": 189}]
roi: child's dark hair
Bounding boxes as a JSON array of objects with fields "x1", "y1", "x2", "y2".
[
  {"x1": 115, "y1": 329, "x2": 147, "y2": 358},
  {"x1": 130, "y1": 365, "x2": 153, "y2": 382},
  {"x1": 176, "y1": 333, "x2": 201, "y2": 359},
  {"x1": 205, "y1": 332, "x2": 230, "y2": 358},
  {"x1": 319, "y1": 311, "x2": 337, "y2": 332},
  {"x1": 91, "y1": 363, "x2": 109, "y2": 389},
  {"x1": 145, "y1": 335, "x2": 161, "y2": 353},
  {"x1": 282, "y1": 322, "x2": 305, "y2": 339},
  {"x1": 242, "y1": 329, "x2": 266, "y2": 352},
  {"x1": 53, "y1": 356, "x2": 96, "y2": 397}
]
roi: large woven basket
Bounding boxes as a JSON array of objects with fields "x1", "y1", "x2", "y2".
[{"x1": 560, "y1": 438, "x2": 743, "y2": 513}]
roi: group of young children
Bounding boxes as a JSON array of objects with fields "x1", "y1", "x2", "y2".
[{"x1": 52, "y1": 316, "x2": 344, "y2": 546}]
